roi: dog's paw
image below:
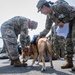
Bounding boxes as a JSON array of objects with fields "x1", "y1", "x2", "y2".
[
  {"x1": 41, "y1": 68, "x2": 46, "y2": 72},
  {"x1": 36, "y1": 62, "x2": 39, "y2": 65}
]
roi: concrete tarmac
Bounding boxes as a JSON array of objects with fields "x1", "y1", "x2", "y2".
[{"x1": 0, "y1": 56, "x2": 75, "y2": 75}]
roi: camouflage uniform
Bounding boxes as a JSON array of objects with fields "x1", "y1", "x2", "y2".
[
  {"x1": 24, "y1": 35, "x2": 31, "y2": 46},
  {"x1": 53, "y1": 35, "x2": 66, "y2": 58},
  {"x1": 37, "y1": 0, "x2": 75, "y2": 57},
  {"x1": 51, "y1": 25, "x2": 66, "y2": 58},
  {"x1": 1, "y1": 16, "x2": 37, "y2": 60}
]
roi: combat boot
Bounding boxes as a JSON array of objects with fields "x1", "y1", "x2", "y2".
[
  {"x1": 72, "y1": 66, "x2": 75, "y2": 71},
  {"x1": 10, "y1": 60, "x2": 14, "y2": 65},
  {"x1": 11, "y1": 58, "x2": 27, "y2": 67},
  {"x1": 9, "y1": 58, "x2": 14, "y2": 65},
  {"x1": 61, "y1": 56, "x2": 73, "y2": 69}
]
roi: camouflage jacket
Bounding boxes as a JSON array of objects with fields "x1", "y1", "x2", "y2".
[
  {"x1": 40, "y1": 0, "x2": 75, "y2": 37},
  {"x1": 1, "y1": 16, "x2": 30, "y2": 48}
]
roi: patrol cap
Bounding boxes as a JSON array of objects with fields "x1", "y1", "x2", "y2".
[
  {"x1": 36, "y1": 0, "x2": 47, "y2": 12},
  {"x1": 29, "y1": 20, "x2": 38, "y2": 29}
]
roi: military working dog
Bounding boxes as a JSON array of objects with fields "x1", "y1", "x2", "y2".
[
  {"x1": 22, "y1": 37, "x2": 53, "y2": 71},
  {"x1": 32, "y1": 38, "x2": 53, "y2": 71}
]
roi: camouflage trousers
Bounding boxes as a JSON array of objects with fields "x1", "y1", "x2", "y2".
[
  {"x1": 52, "y1": 35, "x2": 66, "y2": 58},
  {"x1": 66, "y1": 18, "x2": 75, "y2": 57},
  {"x1": 1, "y1": 24, "x2": 19, "y2": 60}
]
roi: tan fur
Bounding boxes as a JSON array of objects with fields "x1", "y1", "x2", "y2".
[
  {"x1": 21, "y1": 38, "x2": 53, "y2": 71},
  {"x1": 31, "y1": 38, "x2": 53, "y2": 71},
  {"x1": 38, "y1": 38, "x2": 53, "y2": 70},
  {"x1": 21, "y1": 46, "x2": 34, "y2": 62}
]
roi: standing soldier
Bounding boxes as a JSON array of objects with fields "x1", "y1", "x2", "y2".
[
  {"x1": 1, "y1": 16, "x2": 38, "y2": 67},
  {"x1": 51, "y1": 24, "x2": 66, "y2": 58},
  {"x1": 36, "y1": 0, "x2": 75, "y2": 71},
  {"x1": 53, "y1": 35, "x2": 66, "y2": 58}
]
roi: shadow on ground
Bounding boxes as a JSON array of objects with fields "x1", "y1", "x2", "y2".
[
  {"x1": 0, "y1": 58, "x2": 75, "y2": 75},
  {"x1": 0, "y1": 65, "x2": 75, "y2": 75}
]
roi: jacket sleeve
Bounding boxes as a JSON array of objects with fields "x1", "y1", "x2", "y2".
[
  {"x1": 19, "y1": 17, "x2": 30, "y2": 48},
  {"x1": 40, "y1": 15, "x2": 53, "y2": 38},
  {"x1": 20, "y1": 29, "x2": 28, "y2": 48},
  {"x1": 20, "y1": 23, "x2": 29, "y2": 48}
]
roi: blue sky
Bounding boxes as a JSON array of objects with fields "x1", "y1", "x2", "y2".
[{"x1": 0, "y1": 0, "x2": 75, "y2": 47}]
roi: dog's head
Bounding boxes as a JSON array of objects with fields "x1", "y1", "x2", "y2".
[{"x1": 21, "y1": 46, "x2": 34, "y2": 62}]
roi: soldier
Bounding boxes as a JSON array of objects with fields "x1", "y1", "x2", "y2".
[
  {"x1": 1, "y1": 16, "x2": 38, "y2": 67},
  {"x1": 51, "y1": 25, "x2": 66, "y2": 58},
  {"x1": 36, "y1": 0, "x2": 75, "y2": 71}
]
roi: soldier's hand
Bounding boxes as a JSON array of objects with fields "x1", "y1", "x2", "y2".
[{"x1": 58, "y1": 22, "x2": 64, "y2": 28}]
